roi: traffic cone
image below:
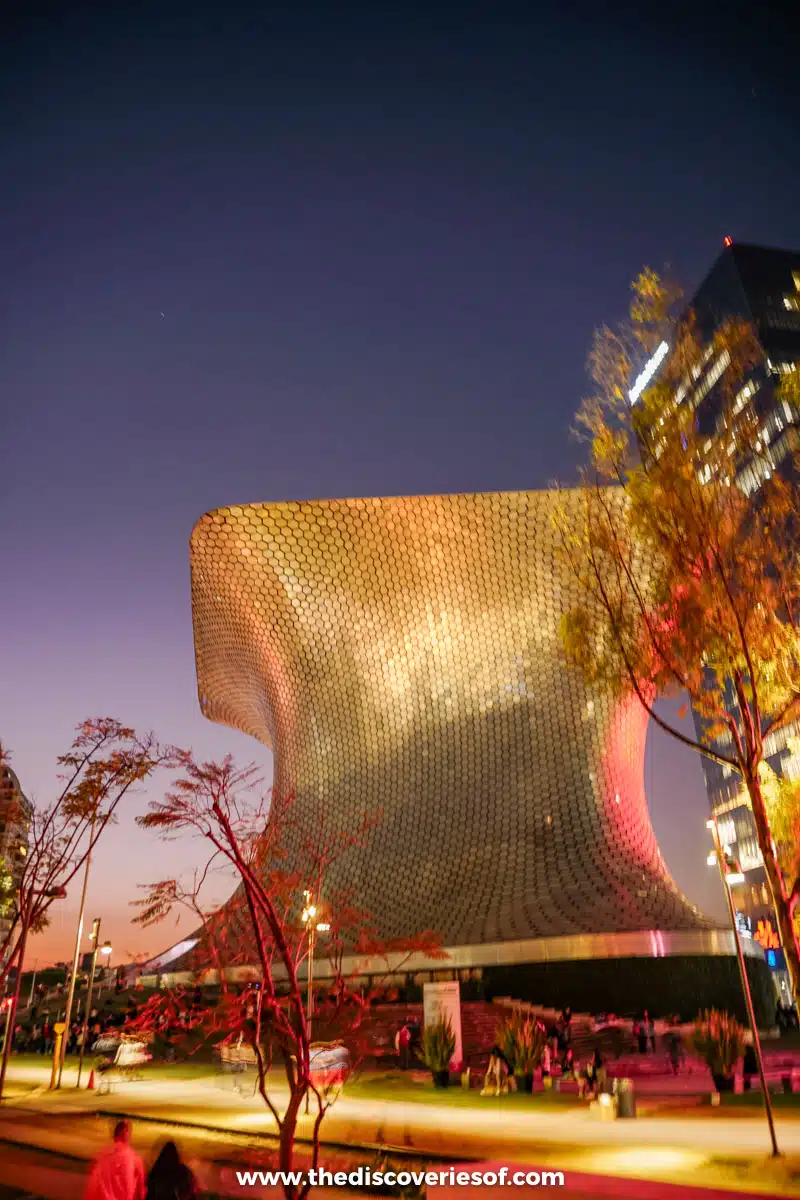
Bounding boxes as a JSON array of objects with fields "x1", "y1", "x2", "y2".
[{"x1": 87, "y1": 1069, "x2": 95, "y2": 1090}]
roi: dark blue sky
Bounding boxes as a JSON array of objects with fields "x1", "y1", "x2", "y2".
[{"x1": 3, "y1": 0, "x2": 798, "y2": 963}]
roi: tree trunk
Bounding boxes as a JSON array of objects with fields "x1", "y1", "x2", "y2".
[
  {"x1": 279, "y1": 1086, "x2": 303, "y2": 1200},
  {"x1": 746, "y1": 769, "x2": 800, "y2": 1007}
]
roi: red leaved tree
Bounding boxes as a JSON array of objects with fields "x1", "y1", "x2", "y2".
[
  {"x1": 0, "y1": 719, "x2": 175, "y2": 1097},
  {"x1": 0, "y1": 719, "x2": 174, "y2": 993},
  {"x1": 131, "y1": 752, "x2": 443, "y2": 1199}
]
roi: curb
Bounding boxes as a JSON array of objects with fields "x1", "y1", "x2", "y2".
[
  {"x1": 102, "y1": 1106, "x2": 456, "y2": 1162},
  {"x1": 0, "y1": 1132, "x2": 87, "y2": 1165},
  {"x1": 0, "y1": 1103, "x2": 454, "y2": 1165}
]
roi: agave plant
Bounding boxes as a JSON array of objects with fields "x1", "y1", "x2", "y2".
[
  {"x1": 497, "y1": 1011, "x2": 547, "y2": 1075},
  {"x1": 418, "y1": 1017, "x2": 456, "y2": 1073},
  {"x1": 692, "y1": 1009, "x2": 744, "y2": 1078}
]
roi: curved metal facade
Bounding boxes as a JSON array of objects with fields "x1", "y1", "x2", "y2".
[{"x1": 190, "y1": 489, "x2": 710, "y2": 947}]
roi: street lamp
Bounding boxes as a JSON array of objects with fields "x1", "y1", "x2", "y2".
[
  {"x1": 1, "y1": 998, "x2": 13, "y2": 1065},
  {"x1": 58, "y1": 810, "x2": 98, "y2": 1087},
  {"x1": 706, "y1": 850, "x2": 745, "y2": 886},
  {"x1": 76, "y1": 921, "x2": 112, "y2": 1087},
  {"x1": 301, "y1": 891, "x2": 331, "y2": 1035},
  {"x1": 26, "y1": 961, "x2": 38, "y2": 1011},
  {"x1": 98, "y1": 940, "x2": 112, "y2": 993},
  {"x1": 301, "y1": 890, "x2": 330, "y2": 1114},
  {"x1": 0, "y1": 885, "x2": 67, "y2": 1101},
  {"x1": 707, "y1": 817, "x2": 779, "y2": 1156}
]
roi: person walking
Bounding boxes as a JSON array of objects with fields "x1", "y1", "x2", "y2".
[
  {"x1": 743, "y1": 1042, "x2": 758, "y2": 1091},
  {"x1": 636, "y1": 1012, "x2": 652, "y2": 1054},
  {"x1": 395, "y1": 1023, "x2": 412, "y2": 1069},
  {"x1": 644, "y1": 1011, "x2": 656, "y2": 1053},
  {"x1": 555, "y1": 1007, "x2": 572, "y2": 1058},
  {"x1": 583, "y1": 1049, "x2": 605, "y2": 1098},
  {"x1": 541, "y1": 1040, "x2": 551, "y2": 1085},
  {"x1": 146, "y1": 1142, "x2": 197, "y2": 1200},
  {"x1": 86, "y1": 1120, "x2": 145, "y2": 1200},
  {"x1": 481, "y1": 1045, "x2": 510, "y2": 1096},
  {"x1": 665, "y1": 1030, "x2": 683, "y2": 1076}
]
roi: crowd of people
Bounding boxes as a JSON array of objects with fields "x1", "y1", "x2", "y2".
[
  {"x1": 479, "y1": 1006, "x2": 606, "y2": 1099},
  {"x1": 474, "y1": 1005, "x2": 722, "y2": 1094},
  {"x1": 18, "y1": 980, "x2": 798, "y2": 1102},
  {"x1": 13, "y1": 1007, "x2": 113, "y2": 1055},
  {"x1": 12, "y1": 995, "x2": 205, "y2": 1060},
  {"x1": 390, "y1": 1003, "x2": 666, "y2": 1099}
]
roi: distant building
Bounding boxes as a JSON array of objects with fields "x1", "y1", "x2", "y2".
[
  {"x1": 0, "y1": 764, "x2": 33, "y2": 971},
  {"x1": 632, "y1": 241, "x2": 800, "y2": 992},
  {"x1": 635, "y1": 242, "x2": 800, "y2": 489}
]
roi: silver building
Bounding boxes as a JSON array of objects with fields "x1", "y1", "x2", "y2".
[{"x1": 189, "y1": 489, "x2": 712, "y2": 950}]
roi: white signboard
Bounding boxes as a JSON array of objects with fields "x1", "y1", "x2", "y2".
[
  {"x1": 628, "y1": 340, "x2": 669, "y2": 405},
  {"x1": 423, "y1": 980, "x2": 463, "y2": 1069}
]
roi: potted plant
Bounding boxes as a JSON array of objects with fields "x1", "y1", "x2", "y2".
[
  {"x1": 498, "y1": 1011, "x2": 546, "y2": 1093},
  {"x1": 692, "y1": 1009, "x2": 744, "y2": 1093},
  {"x1": 418, "y1": 1017, "x2": 456, "y2": 1087}
]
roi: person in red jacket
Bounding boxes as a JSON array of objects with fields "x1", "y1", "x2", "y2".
[
  {"x1": 85, "y1": 1120, "x2": 145, "y2": 1200},
  {"x1": 396, "y1": 1022, "x2": 412, "y2": 1069}
]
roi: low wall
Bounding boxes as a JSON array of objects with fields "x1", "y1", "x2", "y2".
[{"x1": 483, "y1": 954, "x2": 775, "y2": 1025}]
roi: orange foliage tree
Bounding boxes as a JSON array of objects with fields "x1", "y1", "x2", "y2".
[{"x1": 558, "y1": 268, "x2": 800, "y2": 1001}]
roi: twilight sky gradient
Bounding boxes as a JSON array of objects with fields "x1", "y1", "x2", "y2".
[{"x1": 2, "y1": 1, "x2": 799, "y2": 968}]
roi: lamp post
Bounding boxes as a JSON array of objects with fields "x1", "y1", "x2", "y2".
[
  {"x1": 76, "y1": 920, "x2": 111, "y2": 1087},
  {"x1": 1, "y1": 998, "x2": 13, "y2": 1061},
  {"x1": 301, "y1": 890, "x2": 330, "y2": 1114},
  {"x1": 99, "y1": 940, "x2": 112, "y2": 994},
  {"x1": 0, "y1": 885, "x2": 67, "y2": 1102},
  {"x1": 707, "y1": 817, "x2": 779, "y2": 1156},
  {"x1": 301, "y1": 891, "x2": 330, "y2": 1044},
  {"x1": 58, "y1": 811, "x2": 97, "y2": 1088}
]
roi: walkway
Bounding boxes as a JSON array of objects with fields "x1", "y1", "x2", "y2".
[{"x1": 2, "y1": 1063, "x2": 799, "y2": 1195}]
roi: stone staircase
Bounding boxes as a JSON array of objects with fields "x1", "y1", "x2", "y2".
[
  {"x1": 288, "y1": 995, "x2": 800, "y2": 1079},
  {"x1": 460, "y1": 1002, "x2": 503, "y2": 1068},
  {"x1": 317, "y1": 1002, "x2": 503, "y2": 1068}
]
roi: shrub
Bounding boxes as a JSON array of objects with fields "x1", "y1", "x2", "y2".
[
  {"x1": 692, "y1": 1009, "x2": 744, "y2": 1077},
  {"x1": 497, "y1": 1011, "x2": 547, "y2": 1075},
  {"x1": 418, "y1": 1018, "x2": 456, "y2": 1072}
]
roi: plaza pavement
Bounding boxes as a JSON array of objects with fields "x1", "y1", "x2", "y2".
[{"x1": 2, "y1": 1062, "x2": 800, "y2": 1195}]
